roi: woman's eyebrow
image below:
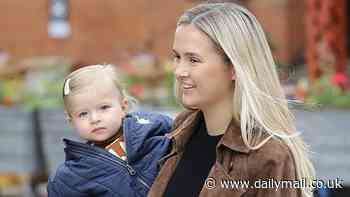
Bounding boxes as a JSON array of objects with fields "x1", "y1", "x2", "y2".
[
  {"x1": 171, "y1": 50, "x2": 201, "y2": 58},
  {"x1": 184, "y1": 52, "x2": 201, "y2": 58},
  {"x1": 171, "y1": 49, "x2": 179, "y2": 55}
]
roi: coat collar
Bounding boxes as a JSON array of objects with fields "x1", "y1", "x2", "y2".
[
  {"x1": 169, "y1": 110, "x2": 250, "y2": 154},
  {"x1": 219, "y1": 117, "x2": 250, "y2": 153}
]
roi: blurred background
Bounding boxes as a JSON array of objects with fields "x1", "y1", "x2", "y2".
[{"x1": 0, "y1": 0, "x2": 349, "y2": 196}]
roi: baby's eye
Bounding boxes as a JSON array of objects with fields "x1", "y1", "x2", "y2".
[
  {"x1": 78, "y1": 112, "x2": 88, "y2": 118},
  {"x1": 101, "y1": 105, "x2": 111, "y2": 110}
]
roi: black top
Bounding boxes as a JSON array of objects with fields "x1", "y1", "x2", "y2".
[{"x1": 163, "y1": 118, "x2": 222, "y2": 197}]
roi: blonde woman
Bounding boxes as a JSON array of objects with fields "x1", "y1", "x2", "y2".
[{"x1": 148, "y1": 3, "x2": 315, "y2": 197}]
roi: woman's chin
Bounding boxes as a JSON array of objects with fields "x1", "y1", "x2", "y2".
[{"x1": 181, "y1": 96, "x2": 199, "y2": 109}]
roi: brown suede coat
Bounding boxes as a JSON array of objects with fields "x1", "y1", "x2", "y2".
[{"x1": 148, "y1": 110, "x2": 301, "y2": 197}]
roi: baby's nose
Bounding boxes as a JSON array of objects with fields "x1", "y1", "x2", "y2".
[{"x1": 90, "y1": 112, "x2": 101, "y2": 124}]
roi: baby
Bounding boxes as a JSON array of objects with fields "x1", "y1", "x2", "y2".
[{"x1": 47, "y1": 64, "x2": 172, "y2": 197}]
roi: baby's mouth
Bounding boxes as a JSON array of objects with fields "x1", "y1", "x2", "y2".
[{"x1": 91, "y1": 127, "x2": 106, "y2": 133}]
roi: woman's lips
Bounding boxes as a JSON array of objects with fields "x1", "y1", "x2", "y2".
[
  {"x1": 182, "y1": 85, "x2": 195, "y2": 95},
  {"x1": 183, "y1": 84, "x2": 194, "y2": 89},
  {"x1": 182, "y1": 82, "x2": 195, "y2": 89}
]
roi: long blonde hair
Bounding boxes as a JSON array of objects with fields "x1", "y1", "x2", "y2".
[{"x1": 176, "y1": 3, "x2": 315, "y2": 196}]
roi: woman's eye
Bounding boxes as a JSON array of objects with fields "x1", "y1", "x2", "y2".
[
  {"x1": 171, "y1": 54, "x2": 180, "y2": 62},
  {"x1": 190, "y1": 57, "x2": 200, "y2": 64}
]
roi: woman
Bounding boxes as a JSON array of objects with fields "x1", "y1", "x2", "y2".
[{"x1": 148, "y1": 2, "x2": 315, "y2": 197}]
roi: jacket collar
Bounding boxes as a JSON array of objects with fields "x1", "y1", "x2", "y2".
[
  {"x1": 170, "y1": 110, "x2": 250, "y2": 154},
  {"x1": 168, "y1": 110, "x2": 200, "y2": 153},
  {"x1": 219, "y1": 117, "x2": 250, "y2": 153}
]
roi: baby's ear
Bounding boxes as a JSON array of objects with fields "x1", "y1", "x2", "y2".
[
  {"x1": 64, "y1": 110, "x2": 72, "y2": 123},
  {"x1": 121, "y1": 98, "x2": 129, "y2": 112}
]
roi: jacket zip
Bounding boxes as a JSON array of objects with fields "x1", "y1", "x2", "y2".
[{"x1": 69, "y1": 147, "x2": 150, "y2": 189}]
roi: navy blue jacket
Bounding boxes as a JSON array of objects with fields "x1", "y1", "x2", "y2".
[{"x1": 47, "y1": 111, "x2": 172, "y2": 197}]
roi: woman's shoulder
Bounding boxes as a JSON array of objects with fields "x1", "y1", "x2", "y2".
[
  {"x1": 254, "y1": 137, "x2": 293, "y2": 162},
  {"x1": 247, "y1": 137, "x2": 296, "y2": 179},
  {"x1": 172, "y1": 109, "x2": 199, "y2": 129}
]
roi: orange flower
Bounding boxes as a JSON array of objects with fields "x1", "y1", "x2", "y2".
[{"x1": 1, "y1": 95, "x2": 15, "y2": 106}]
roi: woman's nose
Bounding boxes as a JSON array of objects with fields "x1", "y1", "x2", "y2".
[{"x1": 174, "y1": 63, "x2": 190, "y2": 80}]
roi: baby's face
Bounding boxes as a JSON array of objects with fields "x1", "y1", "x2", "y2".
[{"x1": 66, "y1": 84, "x2": 127, "y2": 142}]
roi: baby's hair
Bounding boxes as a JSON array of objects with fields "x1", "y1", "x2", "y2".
[
  {"x1": 63, "y1": 64, "x2": 124, "y2": 97},
  {"x1": 62, "y1": 64, "x2": 134, "y2": 110}
]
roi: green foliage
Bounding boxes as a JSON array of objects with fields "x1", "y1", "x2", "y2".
[
  {"x1": 160, "y1": 62, "x2": 178, "y2": 107},
  {"x1": 21, "y1": 64, "x2": 69, "y2": 111},
  {"x1": 0, "y1": 77, "x2": 24, "y2": 104},
  {"x1": 0, "y1": 62, "x2": 70, "y2": 111},
  {"x1": 306, "y1": 74, "x2": 350, "y2": 108},
  {"x1": 120, "y1": 61, "x2": 179, "y2": 108}
]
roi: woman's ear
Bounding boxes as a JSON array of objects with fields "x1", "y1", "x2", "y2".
[
  {"x1": 121, "y1": 98, "x2": 129, "y2": 112},
  {"x1": 231, "y1": 69, "x2": 236, "y2": 80},
  {"x1": 229, "y1": 66, "x2": 236, "y2": 81}
]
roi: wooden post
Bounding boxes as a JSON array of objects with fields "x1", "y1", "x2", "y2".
[{"x1": 30, "y1": 109, "x2": 48, "y2": 196}]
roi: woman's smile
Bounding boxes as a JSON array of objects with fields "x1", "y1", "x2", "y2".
[{"x1": 182, "y1": 82, "x2": 196, "y2": 94}]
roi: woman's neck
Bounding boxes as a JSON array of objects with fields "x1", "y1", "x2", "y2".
[{"x1": 202, "y1": 97, "x2": 234, "y2": 136}]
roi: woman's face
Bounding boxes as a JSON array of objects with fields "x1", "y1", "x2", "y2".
[{"x1": 172, "y1": 24, "x2": 234, "y2": 109}]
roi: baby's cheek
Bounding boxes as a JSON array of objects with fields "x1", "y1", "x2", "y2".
[{"x1": 75, "y1": 122, "x2": 90, "y2": 134}]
